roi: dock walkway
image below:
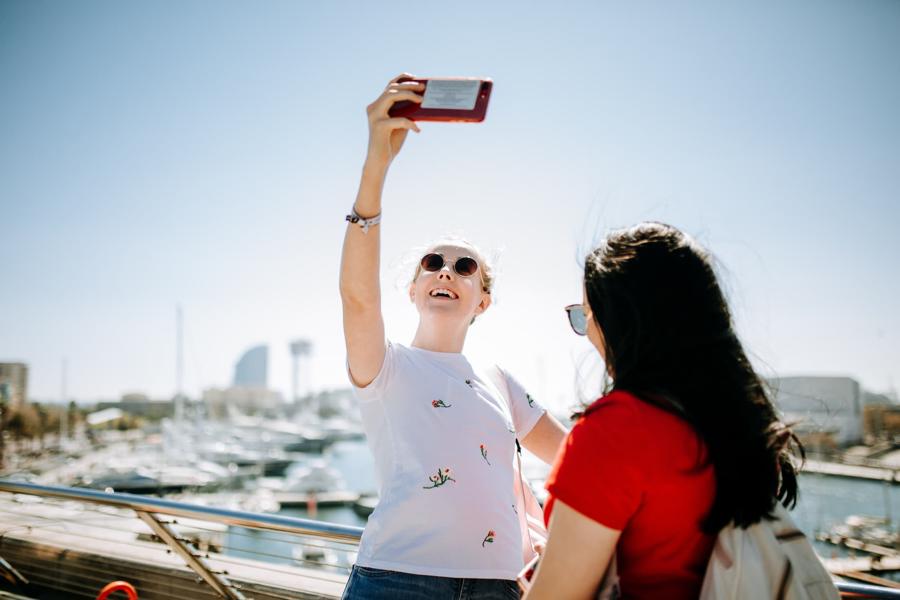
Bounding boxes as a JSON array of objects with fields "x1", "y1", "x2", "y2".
[
  {"x1": 0, "y1": 492, "x2": 349, "y2": 599},
  {"x1": 803, "y1": 459, "x2": 900, "y2": 484}
]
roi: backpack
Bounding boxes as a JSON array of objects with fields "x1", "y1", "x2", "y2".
[
  {"x1": 699, "y1": 502, "x2": 840, "y2": 600},
  {"x1": 641, "y1": 394, "x2": 838, "y2": 599}
]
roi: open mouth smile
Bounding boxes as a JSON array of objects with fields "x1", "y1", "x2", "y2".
[{"x1": 429, "y1": 288, "x2": 459, "y2": 300}]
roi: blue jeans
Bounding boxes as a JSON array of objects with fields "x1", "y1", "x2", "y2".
[{"x1": 341, "y1": 565, "x2": 521, "y2": 600}]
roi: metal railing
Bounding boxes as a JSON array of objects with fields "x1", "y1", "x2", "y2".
[
  {"x1": 0, "y1": 480, "x2": 362, "y2": 599},
  {"x1": 839, "y1": 582, "x2": 900, "y2": 599},
  {"x1": 3, "y1": 480, "x2": 900, "y2": 599},
  {"x1": 0, "y1": 481, "x2": 362, "y2": 542}
]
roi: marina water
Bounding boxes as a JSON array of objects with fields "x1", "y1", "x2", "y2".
[{"x1": 225, "y1": 439, "x2": 900, "y2": 567}]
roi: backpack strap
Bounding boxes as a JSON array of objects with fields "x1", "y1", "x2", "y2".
[{"x1": 487, "y1": 365, "x2": 545, "y2": 561}]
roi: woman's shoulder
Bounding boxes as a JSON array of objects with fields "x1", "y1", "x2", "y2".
[
  {"x1": 369, "y1": 340, "x2": 418, "y2": 385},
  {"x1": 581, "y1": 389, "x2": 643, "y2": 416},
  {"x1": 579, "y1": 390, "x2": 688, "y2": 432},
  {"x1": 556, "y1": 392, "x2": 652, "y2": 479},
  {"x1": 384, "y1": 340, "x2": 416, "y2": 361},
  {"x1": 570, "y1": 391, "x2": 646, "y2": 439},
  {"x1": 569, "y1": 390, "x2": 703, "y2": 467}
]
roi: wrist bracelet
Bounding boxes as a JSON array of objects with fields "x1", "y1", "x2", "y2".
[{"x1": 345, "y1": 207, "x2": 381, "y2": 234}]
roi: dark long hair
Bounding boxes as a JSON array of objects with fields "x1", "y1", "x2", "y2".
[{"x1": 583, "y1": 222, "x2": 802, "y2": 533}]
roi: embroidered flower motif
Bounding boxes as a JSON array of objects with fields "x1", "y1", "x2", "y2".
[
  {"x1": 482, "y1": 529, "x2": 496, "y2": 547},
  {"x1": 422, "y1": 467, "x2": 456, "y2": 489},
  {"x1": 480, "y1": 444, "x2": 491, "y2": 466},
  {"x1": 465, "y1": 379, "x2": 474, "y2": 387},
  {"x1": 526, "y1": 393, "x2": 536, "y2": 407},
  {"x1": 431, "y1": 399, "x2": 451, "y2": 408}
]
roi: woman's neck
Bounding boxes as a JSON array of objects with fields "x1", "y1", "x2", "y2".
[{"x1": 411, "y1": 320, "x2": 468, "y2": 354}]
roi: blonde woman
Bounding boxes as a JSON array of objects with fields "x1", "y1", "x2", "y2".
[{"x1": 339, "y1": 74, "x2": 567, "y2": 600}]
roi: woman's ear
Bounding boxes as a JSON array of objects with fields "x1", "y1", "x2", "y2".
[
  {"x1": 474, "y1": 291, "x2": 492, "y2": 316},
  {"x1": 408, "y1": 284, "x2": 416, "y2": 303}
]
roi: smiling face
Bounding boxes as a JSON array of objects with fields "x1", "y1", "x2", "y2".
[{"x1": 409, "y1": 242, "x2": 492, "y2": 327}]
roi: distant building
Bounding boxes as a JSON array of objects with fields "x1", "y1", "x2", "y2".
[
  {"x1": 305, "y1": 388, "x2": 355, "y2": 419},
  {"x1": 771, "y1": 376, "x2": 865, "y2": 447},
  {"x1": 234, "y1": 345, "x2": 268, "y2": 388},
  {"x1": 203, "y1": 386, "x2": 283, "y2": 419},
  {"x1": 862, "y1": 391, "x2": 900, "y2": 443},
  {"x1": 0, "y1": 363, "x2": 28, "y2": 410},
  {"x1": 96, "y1": 393, "x2": 174, "y2": 420},
  {"x1": 289, "y1": 339, "x2": 313, "y2": 403}
]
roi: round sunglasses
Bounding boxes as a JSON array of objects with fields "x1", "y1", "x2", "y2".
[
  {"x1": 565, "y1": 304, "x2": 588, "y2": 336},
  {"x1": 420, "y1": 253, "x2": 480, "y2": 277}
]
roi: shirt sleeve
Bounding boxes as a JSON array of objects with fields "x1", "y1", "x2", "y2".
[
  {"x1": 346, "y1": 340, "x2": 399, "y2": 403},
  {"x1": 544, "y1": 394, "x2": 646, "y2": 531},
  {"x1": 499, "y1": 367, "x2": 546, "y2": 439}
]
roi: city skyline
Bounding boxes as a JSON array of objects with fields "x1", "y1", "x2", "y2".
[{"x1": 2, "y1": 1, "x2": 898, "y2": 412}]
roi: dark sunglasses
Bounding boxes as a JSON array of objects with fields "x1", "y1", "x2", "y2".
[
  {"x1": 420, "y1": 253, "x2": 480, "y2": 277},
  {"x1": 565, "y1": 304, "x2": 588, "y2": 336}
]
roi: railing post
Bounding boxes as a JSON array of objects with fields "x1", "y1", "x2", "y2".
[
  {"x1": 136, "y1": 511, "x2": 247, "y2": 600},
  {"x1": 0, "y1": 554, "x2": 28, "y2": 585}
]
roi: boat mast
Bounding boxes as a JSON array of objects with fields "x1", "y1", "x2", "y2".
[
  {"x1": 176, "y1": 304, "x2": 184, "y2": 424},
  {"x1": 60, "y1": 357, "x2": 68, "y2": 440}
]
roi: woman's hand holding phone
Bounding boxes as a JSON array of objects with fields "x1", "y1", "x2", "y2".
[
  {"x1": 365, "y1": 73, "x2": 423, "y2": 171},
  {"x1": 389, "y1": 77, "x2": 492, "y2": 123}
]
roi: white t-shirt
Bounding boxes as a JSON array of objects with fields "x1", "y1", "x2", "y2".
[{"x1": 350, "y1": 341, "x2": 546, "y2": 579}]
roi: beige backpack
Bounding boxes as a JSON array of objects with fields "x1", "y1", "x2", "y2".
[{"x1": 699, "y1": 502, "x2": 840, "y2": 600}]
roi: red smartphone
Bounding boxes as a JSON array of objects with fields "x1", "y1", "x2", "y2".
[
  {"x1": 516, "y1": 555, "x2": 540, "y2": 593},
  {"x1": 388, "y1": 77, "x2": 493, "y2": 123}
]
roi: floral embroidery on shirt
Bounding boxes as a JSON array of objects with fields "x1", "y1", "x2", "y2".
[
  {"x1": 465, "y1": 379, "x2": 474, "y2": 388},
  {"x1": 431, "y1": 399, "x2": 451, "y2": 408},
  {"x1": 482, "y1": 530, "x2": 496, "y2": 547},
  {"x1": 422, "y1": 467, "x2": 456, "y2": 489},
  {"x1": 480, "y1": 444, "x2": 491, "y2": 466},
  {"x1": 526, "y1": 393, "x2": 536, "y2": 407}
]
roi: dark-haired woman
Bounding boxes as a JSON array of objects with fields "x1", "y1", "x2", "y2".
[{"x1": 523, "y1": 222, "x2": 801, "y2": 599}]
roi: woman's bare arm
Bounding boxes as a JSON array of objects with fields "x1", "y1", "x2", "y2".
[
  {"x1": 340, "y1": 74, "x2": 422, "y2": 387},
  {"x1": 522, "y1": 413, "x2": 569, "y2": 464},
  {"x1": 524, "y1": 499, "x2": 620, "y2": 600}
]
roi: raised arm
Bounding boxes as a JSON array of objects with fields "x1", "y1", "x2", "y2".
[{"x1": 340, "y1": 74, "x2": 423, "y2": 388}]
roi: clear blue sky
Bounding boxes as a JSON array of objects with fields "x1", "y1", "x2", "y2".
[{"x1": 2, "y1": 0, "x2": 898, "y2": 410}]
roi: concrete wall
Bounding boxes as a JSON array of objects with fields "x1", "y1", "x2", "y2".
[{"x1": 772, "y1": 376, "x2": 863, "y2": 446}]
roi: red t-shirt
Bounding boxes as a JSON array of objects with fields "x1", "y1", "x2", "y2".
[{"x1": 544, "y1": 390, "x2": 716, "y2": 599}]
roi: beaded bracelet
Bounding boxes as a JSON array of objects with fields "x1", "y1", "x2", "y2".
[{"x1": 345, "y1": 208, "x2": 381, "y2": 234}]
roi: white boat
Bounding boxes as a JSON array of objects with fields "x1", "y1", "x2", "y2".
[
  {"x1": 281, "y1": 460, "x2": 346, "y2": 494},
  {"x1": 173, "y1": 489, "x2": 281, "y2": 514},
  {"x1": 828, "y1": 514, "x2": 897, "y2": 548}
]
